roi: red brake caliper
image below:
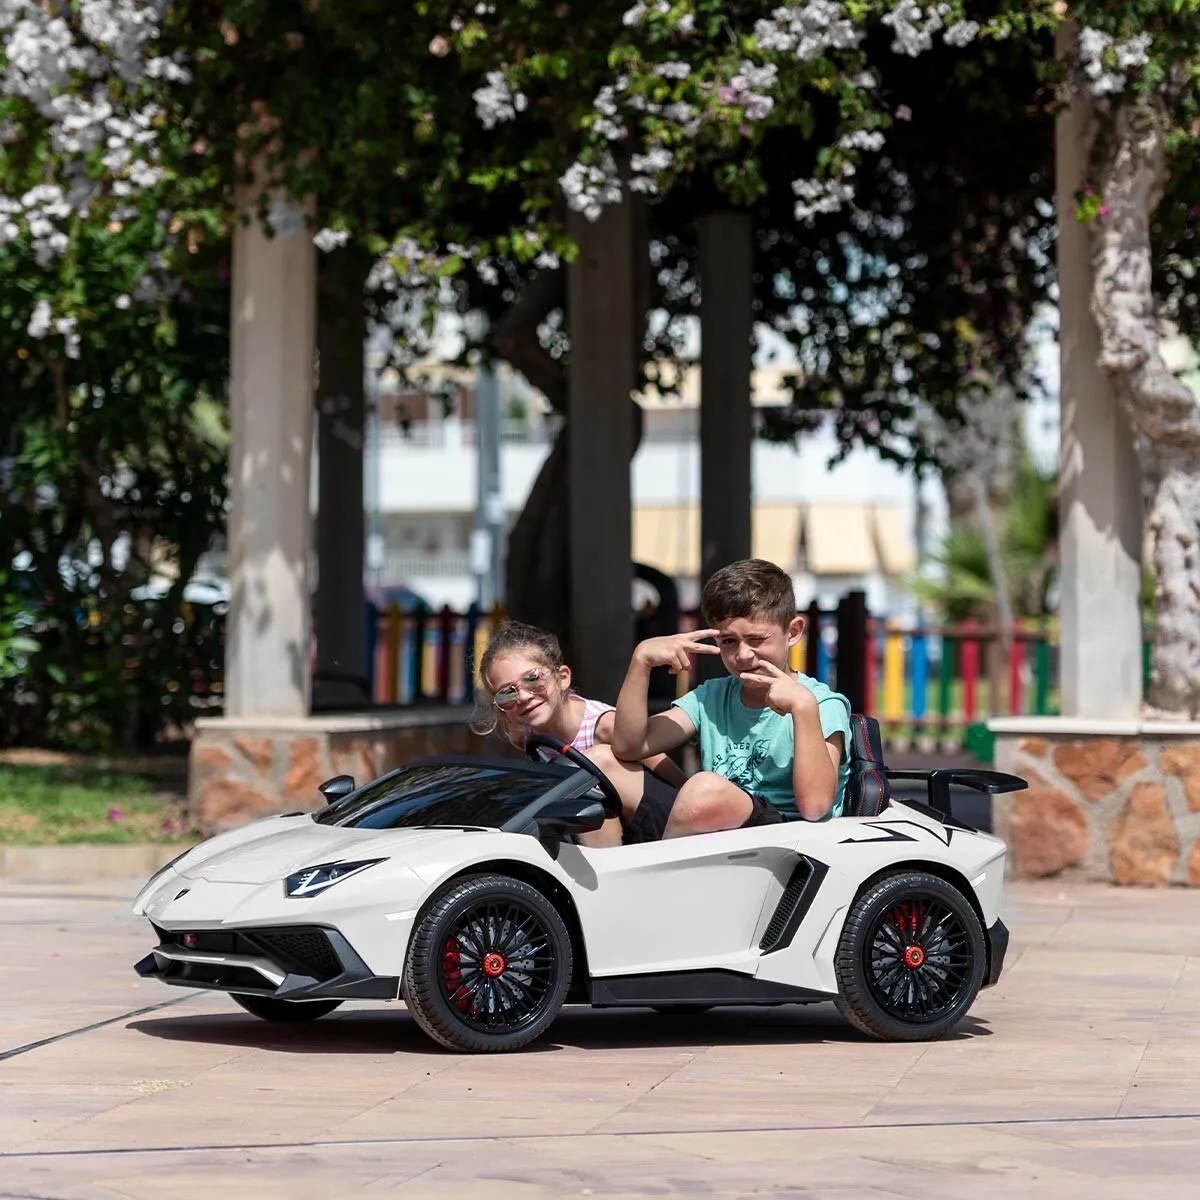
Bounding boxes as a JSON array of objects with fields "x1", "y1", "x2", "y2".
[
  {"x1": 888, "y1": 901, "x2": 926, "y2": 968},
  {"x1": 441, "y1": 936, "x2": 472, "y2": 1013}
]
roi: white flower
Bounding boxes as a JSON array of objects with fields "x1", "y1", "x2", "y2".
[
  {"x1": 943, "y1": 20, "x2": 980, "y2": 48},
  {"x1": 837, "y1": 129, "x2": 885, "y2": 153},
  {"x1": 882, "y1": 1, "x2": 944, "y2": 58},
  {"x1": 792, "y1": 176, "x2": 855, "y2": 223},
  {"x1": 115, "y1": 294, "x2": 132, "y2": 310},
  {"x1": 534, "y1": 250, "x2": 560, "y2": 270},
  {"x1": 559, "y1": 153, "x2": 623, "y2": 222},
  {"x1": 313, "y1": 227, "x2": 350, "y2": 252},
  {"x1": 27, "y1": 300, "x2": 53, "y2": 340},
  {"x1": 473, "y1": 70, "x2": 528, "y2": 130},
  {"x1": 654, "y1": 62, "x2": 691, "y2": 80},
  {"x1": 755, "y1": 1, "x2": 861, "y2": 61},
  {"x1": 631, "y1": 143, "x2": 672, "y2": 175},
  {"x1": 1114, "y1": 32, "x2": 1152, "y2": 71}
]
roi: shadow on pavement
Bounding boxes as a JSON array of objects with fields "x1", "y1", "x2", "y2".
[{"x1": 128, "y1": 1003, "x2": 991, "y2": 1055}]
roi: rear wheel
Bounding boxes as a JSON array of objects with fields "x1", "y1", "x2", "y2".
[
  {"x1": 402, "y1": 873, "x2": 572, "y2": 1053},
  {"x1": 232, "y1": 994, "x2": 343, "y2": 1022},
  {"x1": 834, "y1": 871, "x2": 985, "y2": 1042}
]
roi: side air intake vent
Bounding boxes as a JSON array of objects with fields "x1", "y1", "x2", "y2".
[{"x1": 759, "y1": 857, "x2": 828, "y2": 953}]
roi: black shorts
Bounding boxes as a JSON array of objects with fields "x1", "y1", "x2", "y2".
[{"x1": 622, "y1": 770, "x2": 784, "y2": 845}]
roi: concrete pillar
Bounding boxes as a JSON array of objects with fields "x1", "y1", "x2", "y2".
[
  {"x1": 699, "y1": 211, "x2": 754, "y2": 587},
  {"x1": 225, "y1": 191, "x2": 317, "y2": 718},
  {"x1": 314, "y1": 247, "x2": 368, "y2": 709},
  {"x1": 1055, "y1": 24, "x2": 1143, "y2": 718},
  {"x1": 567, "y1": 202, "x2": 636, "y2": 699}
]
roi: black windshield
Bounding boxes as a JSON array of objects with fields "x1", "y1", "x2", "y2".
[{"x1": 312, "y1": 759, "x2": 571, "y2": 830}]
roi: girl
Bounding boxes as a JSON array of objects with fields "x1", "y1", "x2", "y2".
[{"x1": 471, "y1": 619, "x2": 683, "y2": 845}]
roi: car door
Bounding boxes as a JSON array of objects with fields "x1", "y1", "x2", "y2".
[{"x1": 555, "y1": 824, "x2": 806, "y2": 978}]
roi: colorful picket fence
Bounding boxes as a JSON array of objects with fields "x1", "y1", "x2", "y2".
[
  {"x1": 367, "y1": 599, "x2": 1087, "y2": 737},
  {"x1": 366, "y1": 602, "x2": 503, "y2": 707}
]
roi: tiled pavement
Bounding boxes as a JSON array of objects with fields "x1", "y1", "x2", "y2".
[{"x1": 1, "y1": 878, "x2": 1198, "y2": 1198}]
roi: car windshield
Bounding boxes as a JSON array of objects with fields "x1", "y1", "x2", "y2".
[{"x1": 312, "y1": 759, "x2": 572, "y2": 830}]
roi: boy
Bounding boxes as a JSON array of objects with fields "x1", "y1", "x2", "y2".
[{"x1": 588, "y1": 558, "x2": 852, "y2": 842}]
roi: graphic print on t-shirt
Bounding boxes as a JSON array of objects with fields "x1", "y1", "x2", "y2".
[{"x1": 710, "y1": 738, "x2": 772, "y2": 795}]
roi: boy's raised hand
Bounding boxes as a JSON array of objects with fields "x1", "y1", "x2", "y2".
[
  {"x1": 633, "y1": 629, "x2": 721, "y2": 675},
  {"x1": 737, "y1": 659, "x2": 814, "y2": 716}
]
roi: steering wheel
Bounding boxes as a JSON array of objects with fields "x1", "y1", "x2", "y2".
[{"x1": 523, "y1": 731, "x2": 623, "y2": 819}]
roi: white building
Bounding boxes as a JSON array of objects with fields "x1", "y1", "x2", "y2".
[{"x1": 365, "y1": 361, "x2": 947, "y2": 618}]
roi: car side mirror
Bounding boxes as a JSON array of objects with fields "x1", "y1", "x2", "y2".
[
  {"x1": 534, "y1": 797, "x2": 607, "y2": 839},
  {"x1": 318, "y1": 775, "x2": 356, "y2": 805}
]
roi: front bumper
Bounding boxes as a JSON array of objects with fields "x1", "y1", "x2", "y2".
[
  {"x1": 134, "y1": 923, "x2": 400, "y2": 1002},
  {"x1": 983, "y1": 918, "x2": 1009, "y2": 988}
]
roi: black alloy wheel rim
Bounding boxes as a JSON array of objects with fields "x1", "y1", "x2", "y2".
[
  {"x1": 439, "y1": 901, "x2": 559, "y2": 1033},
  {"x1": 865, "y1": 893, "x2": 973, "y2": 1023}
]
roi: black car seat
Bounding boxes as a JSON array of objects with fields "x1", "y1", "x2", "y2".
[{"x1": 843, "y1": 713, "x2": 891, "y2": 817}]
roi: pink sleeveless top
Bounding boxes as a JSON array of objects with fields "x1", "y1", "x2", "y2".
[{"x1": 571, "y1": 697, "x2": 615, "y2": 752}]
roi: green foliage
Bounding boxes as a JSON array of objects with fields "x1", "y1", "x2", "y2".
[
  {"x1": 910, "y1": 451, "x2": 1059, "y2": 623},
  {"x1": 0, "y1": 185, "x2": 231, "y2": 751}
]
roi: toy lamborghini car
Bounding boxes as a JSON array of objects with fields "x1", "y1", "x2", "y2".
[{"x1": 132, "y1": 719, "x2": 1025, "y2": 1052}]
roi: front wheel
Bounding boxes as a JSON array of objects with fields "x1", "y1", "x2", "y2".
[
  {"x1": 834, "y1": 871, "x2": 986, "y2": 1042},
  {"x1": 232, "y1": 994, "x2": 343, "y2": 1023},
  {"x1": 403, "y1": 873, "x2": 572, "y2": 1053}
]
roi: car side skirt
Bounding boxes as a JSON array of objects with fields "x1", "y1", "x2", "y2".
[{"x1": 588, "y1": 968, "x2": 833, "y2": 1008}]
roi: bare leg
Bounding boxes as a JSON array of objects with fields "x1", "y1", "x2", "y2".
[
  {"x1": 577, "y1": 818, "x2": 624, "y2": 848},
  {"x1": 582, "y1": 744, "x2": 651, "y2": 825},
  {"x1": 662, "y1": 772, "x2": 753, "y2": 839}
]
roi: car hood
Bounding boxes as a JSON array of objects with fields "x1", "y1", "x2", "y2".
[{"x1": 178, "y1": 822, "x2": 459, "y2": 884}]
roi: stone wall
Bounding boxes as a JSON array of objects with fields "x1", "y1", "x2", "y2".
[
  {"x1": 189, "y1": 710, "x2": 518, "y2": 835},
  {"x1": 991, "y1": 722, "x2": 1200, "y2": 886}
]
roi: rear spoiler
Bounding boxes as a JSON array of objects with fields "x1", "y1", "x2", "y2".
[{"x1": 885, "y1": 768, "x2": 1028, "y2": 820}]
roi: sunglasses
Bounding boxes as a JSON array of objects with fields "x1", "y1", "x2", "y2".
[{"x1": 492, "y1": 667, "x2": 553, "y2": 710}]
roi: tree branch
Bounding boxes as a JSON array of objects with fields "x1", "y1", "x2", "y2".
[{"x1": 493, "y1": 268, "x2": 567, "y2": 412}]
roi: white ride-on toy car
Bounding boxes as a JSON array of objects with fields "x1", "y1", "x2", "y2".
[{"x1": 133, "y1": 718, "x2": 1025, "y2": 1052}]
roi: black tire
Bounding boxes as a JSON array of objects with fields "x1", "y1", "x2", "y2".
[
  {"x1": 231, "y1": 993, "x2": 343, "y2": 1022},
  {"x1": 402, "y1": 873, "x2": 572, "y2": 1053},
  {"x1": 834, "y1": 871, "x2": 986, "y2": 1042}
]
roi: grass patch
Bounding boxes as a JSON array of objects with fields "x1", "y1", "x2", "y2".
[{"x1": 0, "y1": 764, "x2": 195, "y2": 846}]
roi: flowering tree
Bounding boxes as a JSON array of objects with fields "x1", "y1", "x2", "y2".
[
  {"x1": 6, "y1": 2, "x2": 1200, "y2": 715},
  {"x1": 0, "y1": 3, "x2": 228, "y2": 748},
  {"x1": 1063, "y1": 6, "x2": 1200, "y2": 718}
]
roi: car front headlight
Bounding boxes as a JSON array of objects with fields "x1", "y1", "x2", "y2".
[{"x1": 285, "y1": 858, "x2": 386, "y2": 898}]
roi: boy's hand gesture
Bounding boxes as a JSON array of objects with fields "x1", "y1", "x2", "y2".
[
  {"x1": 634, "y1": 629, "x2": 721, "y2": 675},
  {"x1": 737, "y1": 660, "x2": 814, "y2": 717}
]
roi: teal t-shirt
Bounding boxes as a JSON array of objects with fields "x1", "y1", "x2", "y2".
[{"x1": 672, "y1": 673, "x2": 853, "y2": 819}]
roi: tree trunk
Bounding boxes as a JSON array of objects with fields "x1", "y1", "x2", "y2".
[
  {"x1": 499, "y1": 204, "x2": 648, "y2": 654},
  {"x1": 1089, "y1": 99, "x2": 1200, "y2": 717},
  {"x1": 495, "y1": 269, "x2": 571, "y2": 642},
  {"x1": 970, "y1": 472, "x2": 1014, "y2": 659}
]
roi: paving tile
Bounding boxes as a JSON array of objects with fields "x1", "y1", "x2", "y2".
[{"x1": 2, "y1": 877, "x2": 1200, "y2": 1196}]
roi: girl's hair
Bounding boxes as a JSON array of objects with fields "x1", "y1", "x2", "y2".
[{"x1": 469, "y1": 619, "x2": 570, "y2": 744}]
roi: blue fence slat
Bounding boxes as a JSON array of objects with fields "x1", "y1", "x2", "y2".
[{"x1": 911, "y1": 626, "x2": 928, "y2": 722}]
